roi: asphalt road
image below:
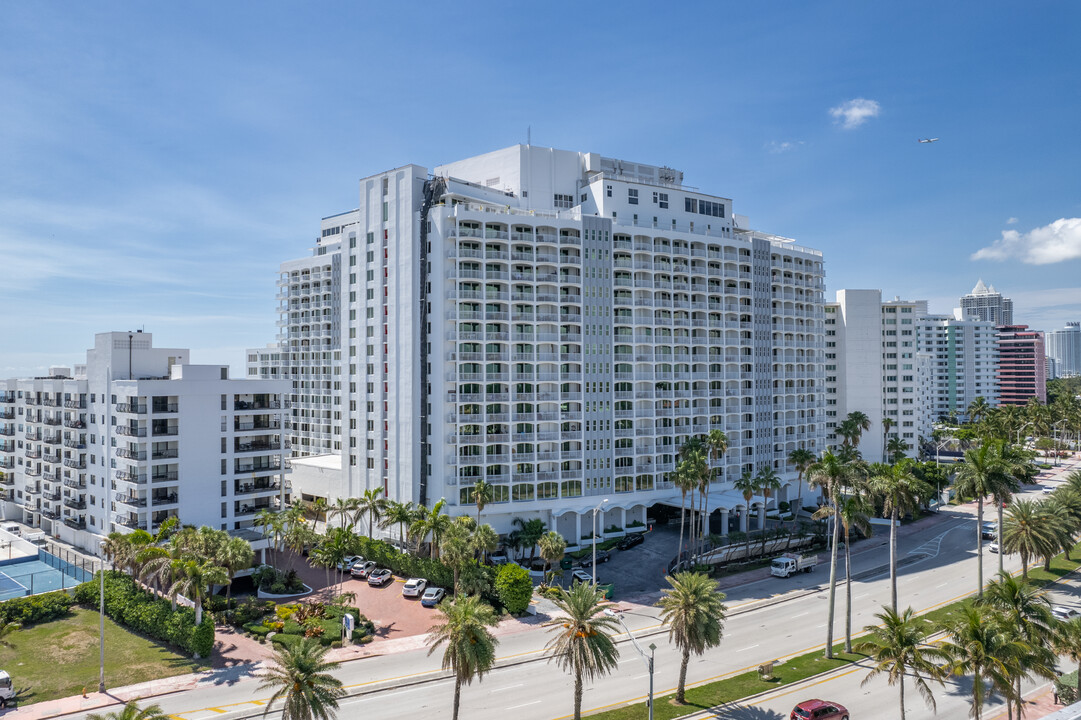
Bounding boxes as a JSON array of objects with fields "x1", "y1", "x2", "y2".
[{"x1": 51, "y1": 458, "x2": 1081, "y2": 720}]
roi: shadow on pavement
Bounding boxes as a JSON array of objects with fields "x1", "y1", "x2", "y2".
[{"x1": 697, "y1": 701, "x2": 785, "y2": 719}]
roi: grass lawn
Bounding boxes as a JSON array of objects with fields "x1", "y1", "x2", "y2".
[
  {"x1": 0, "y1": 607, "x2": 210, "y2": 706},
  {"x1": 587, "y1": 644, "x2": 865, "y2": 720}
]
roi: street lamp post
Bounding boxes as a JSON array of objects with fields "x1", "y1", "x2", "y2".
[
  {"x1": 604, "y1": 609, "x2": 656, "y2": 720},
  {"x1": 1055, "y1": 420, "x2": 1068, "y2": 466},
  {"x1": 592, "y1": 498, "x2": 609, "y2": 586},
  {"x1": 1016, "y1": 420, "x2": 1035, "y2": 448}
]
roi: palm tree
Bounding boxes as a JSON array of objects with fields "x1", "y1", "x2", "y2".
[
  {"x1": 328, "y1": 497, "x2": 358, "y2": 530},
  {"x1": 855, "y1": 607, "x2": 944, "y2": 720},
  {"x1": 655, "y1": 572, "x2": 727, "y2": 704},
  {"x1": 410, "y1": 499, "x2": 452, "y2": 559},
  {"x1": 427, "y1": 594, "x2": 500, "y2": 720},
  {"x1": 543, "y1": 582, "x2": 621, "y2": 720},
  {"x1": 786, "y1": 448, "x2": 816, "y2": 524},
  {"x1": 538, "y1": 531, "x2": 567, "y2": 586},
  {"x1": 170, "y1": 559, "x2": 229, "y2": 631},
  {"x1": 1002, "y1": 499, "x2": 1059, "y2": 579},
  {"x1": 354, "y1": 488, "x2": 387, "y2": 539},
  {"x1": 886, "y1": 436, "x2": 910, "y2": 464},
  {"x1": 733, "y1": 468, "x2": 758, "y2": 535},
  {"x1": 470, "y1": 523, "x2": 499, "y2": 564},
  {"x1": 754, "y1": 466, "x2": 782, "y2": 559},
  {"x1": 1054, "y1": 616, "x2": 1081, "y2": 701},
  {"x1": 968, "y1": 396, "x2": 991, "y2": 424},
  {"x1": 835, "y1": 418, "x2": 862, "y2": 451},
  {"x1": 87, "y1": 701, "x2": 169, "y2": 720},
  {"x1": 806, "y1": 450, "x2": 856, "y2": 659},
  {"x1": 217, "y1": 535, "x2": 255, "y2": 605},
  {"x1": 954, "y1": 441, "x2": 1013, "y2": 596},
  {"x1": 470, "y1": 479, "x2": 494, "y2": 526},
  {"x1": 939, "y1": 604, "x2": 1026, "y2": 720},
  {"x1": 881, "y1": 417, "x2": 895, "y2": 463},
  {"x1": 671, "y1": 460, "x2": 695, "y2": 566},
  {"x1": 847, "y1": 410, "x2": 873, "y2": 447},
  {"x1": 254, "y1": 509, "x2": 286, "y2": 557},
  {"x1": 869, "y1": 461, "x2": 925, "y2": 611},
  {"x1": 979, "y1": 572, "x2": 1057, "y2": 719},
  {"x1": 259, "y1": 638, "x2": 345, "y2": 720},
  {"x1": 510, "y1": 516, "x2": 547, "y2": 565},
  {"x1": 698, "y1": 431, "x2": 729, "y2": 552},
  {"x1": 440, "y1": 522, "x2": 474, "y2": 594},
  {"x1": 380, "y1": 500, "x2": 415, "y2": 547},
  {"x1": 815, "y1": 493, "x2": 872, "y2": 653},
  {"x1": 0, "y1": 622, "x2": 19, "y2": 648}
]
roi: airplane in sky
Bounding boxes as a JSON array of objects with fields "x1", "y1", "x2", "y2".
[{"x1": 918, "y1": 138, "x2": 940, "y2": 143}]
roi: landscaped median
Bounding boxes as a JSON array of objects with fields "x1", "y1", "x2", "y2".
[{"x1": 583, "y1": 540, "x2": 1081, "y2": 720}]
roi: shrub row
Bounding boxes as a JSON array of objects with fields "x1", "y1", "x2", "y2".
[
  {"x1": 73, "y1": 571, "x2": 214, "y2": 657},
  {"x1": 350, "y1": 536, "x2": 453, "y2": 590},
  {"x1": 0, "y1": 590, "x2": 74, "y2": 626}
]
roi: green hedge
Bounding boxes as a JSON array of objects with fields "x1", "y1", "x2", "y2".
[
  {"x1": 349, "y1": 536, "x2": 454, "y2": 590},
  {"x1": 73, "y1": 571, "x2": 211, "y2": 656},
  {"x1": 0, "y1": 590, "x2": 74, "y2": 626},
  {"x1": 495, "y1": 563, "x2": 532, "y2": 614}
]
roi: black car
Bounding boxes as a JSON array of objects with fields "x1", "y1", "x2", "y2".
[
  {"x1": 617, "y1": 533, "x2": 645, "y2": 550},
  {"x1": 580, "y1": 550, "x2": 611, "y2": 567}
]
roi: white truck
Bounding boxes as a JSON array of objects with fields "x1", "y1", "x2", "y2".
[
  {"x1": 770, "y1": 552, "x2": 818, "y2": 578},
  {"x1": 0, "y1": 670, "x2": 15, "y2": 708}
]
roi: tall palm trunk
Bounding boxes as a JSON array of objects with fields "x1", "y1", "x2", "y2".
[
  {"x1": 890, "y1": 507, "x2": 898, "y2": 612},
  {"x1": 899, "y1": 677, "x2": 906, "y2": 720},
  {"x1": 452, "y1": 676, "x2": 462, "y2": 720},
  {"x1": 976, "y1": 497, "x2": 984, "y2": 597},
  {"x1": 844, "y1": 525, "x2": 853, "y2": 653},
  {"x1": 573, "y1": 670, "x2": 583, "y2": 720},
  {"x1": 825, "y1": 485, "x2": 841, "y2": 659},
  {"x1": 677, "y1": 492, "x2": 687, "y2": 568},
  {"x1": 793, "y1": 475, "x2": 804, "y2": 529},
  {"x1": 678, "y1": 647, "x2": 690, "y2": 703},
  {"x1": 997, "y1": 502, "x2": 1005, "y2": 575}
]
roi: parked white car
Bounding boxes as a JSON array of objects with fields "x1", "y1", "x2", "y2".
[{"x1": 402, "y1": 578, "x2": 428, "y2": 597}]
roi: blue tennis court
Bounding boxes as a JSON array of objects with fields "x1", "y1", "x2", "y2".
[{"x1": 0, "y1": 554, "x2": 89, "y2": 601}]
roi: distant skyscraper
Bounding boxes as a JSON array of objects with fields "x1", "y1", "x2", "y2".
[
  {"x1": 1046, "y1": 322, "x2": 1081, "y2": 377},
  {"x1": 997, "y1": 325, "x2": 1047, "y2": 406},
  {"x1": 958, "y1": 279, "x2": 1014, "y2": 325}
]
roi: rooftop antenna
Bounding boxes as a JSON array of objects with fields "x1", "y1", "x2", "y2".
[{"x1": 527, "y1": 126, "x2": 531, "y2": 146}]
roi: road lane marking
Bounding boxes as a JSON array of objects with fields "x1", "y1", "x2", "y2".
[
  {"x1": 491, "y1": 683, "x2": 524, "y2": 692},
  {"x1": 736, "y1": 644, "x2": 760, "y2": 652},
  {"x1": 508, "y1": 700, "x2": 541, "y2": 709},
  {"x1": 791, "y1": 611, "x2": 809, "y2": 618}
]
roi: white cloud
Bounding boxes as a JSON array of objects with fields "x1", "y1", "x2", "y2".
[
  {"x1": 829, "y1": 98, "x2": 881, "y2": 129},
  {"x1": 766, "y1": 140, "x2": 804, "y2": 154},
  {"x1": 1006, "y1": 217, "x2": 1019, "y2": 224},
  {"x1": 971, "y1": 218, "x2": 1081, "y2": 265}
]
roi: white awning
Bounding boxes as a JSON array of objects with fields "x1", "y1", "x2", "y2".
[{"x1": 654, "y1": 490, "x2": 767, "y2": 513}]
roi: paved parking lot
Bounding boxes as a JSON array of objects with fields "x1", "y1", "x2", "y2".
[{"x1": 567, "y1": 522, "x2": 683, "y2": 597}]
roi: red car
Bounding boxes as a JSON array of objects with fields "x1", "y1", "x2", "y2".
[{"x1": 791, "y1": 699, "x2": 849, "y2": 720}]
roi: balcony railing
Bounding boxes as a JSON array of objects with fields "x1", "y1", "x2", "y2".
[
  {"x1": 116, "y1": 448, "x2": 147, "y2": 461},
  {"x1": 63, "y1": 497, "x2": 85, "y2": 510},
  {"x1": 115, "y1": 403, "x2": 147, "y2": 414},
  {"x1": 115, "y1": 470, "x2": 147, "y2": 484},
  {"x1": 116, "y1": 426, "x2": 147, "y2": 438},
  {"x1": 63, "y1": 518, "x2": 86, "y2": 530},
  {"x1": 235, "y1": 400, "x2": 282, "y2": 410},
  {"x1": 64, "y1": 400, "x2": 87, "y2": 409},
  {"x1": 64, "y1": 420, "x2": 86, "y2": 429},
  {"x1": 63, "y1": 458, "x2": 86, "y2": 469},
  {"x1": 151, "y1": 403, "x2": 178, "y2": 413},
  {"x1": 63, "y1": 478, "x2": 86, "y2": 489},
  {"x1": 115, "y1": 493, "x2": 147, "y2": 507}
]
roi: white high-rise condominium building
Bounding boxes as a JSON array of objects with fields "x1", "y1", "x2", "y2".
[
  {"x1": 327, "y1": 145, "x2": 826, "y2": 539},
  {"x1": 247, "y1": 216, "x2": 348, "y2": 457},
  {"x1": 0, "y1": 332, "x2": 290, "y2": 554},
  {"x1": 823, "y1": 291, "x2": 927, "y2": 462},
  {"x1": 1045, "y1": 322, "x2": 1081, "y2": 377},
  {"x1": 958, "y1": 279, "x2": 1013, "y2": 326},
  {"x1": 917, "y1": 314, "x2": 999, "y2": 422}
]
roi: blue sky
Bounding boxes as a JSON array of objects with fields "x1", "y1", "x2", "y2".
[{"x1": 3, "y1": 1, "x2": 1080, "y2": 376}]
